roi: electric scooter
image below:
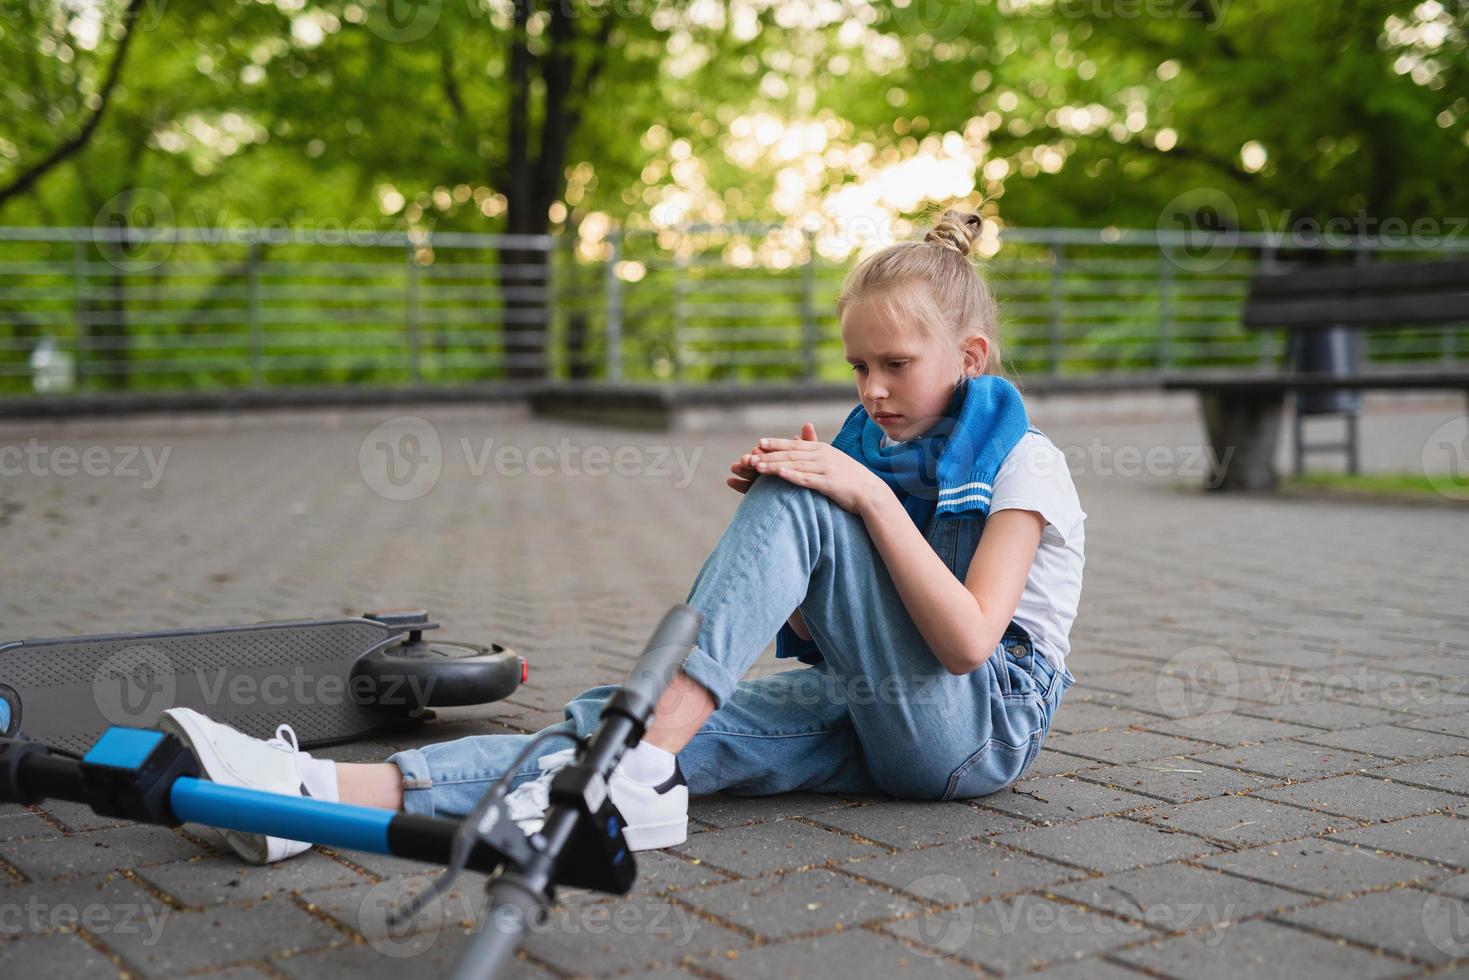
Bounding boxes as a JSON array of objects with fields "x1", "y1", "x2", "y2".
[
  {"x1": 0, "y1": 609, "x2": 526, "y2": 753},
  {"x1": 0, "y1": 604, "x2": 702, "y2": 980}
]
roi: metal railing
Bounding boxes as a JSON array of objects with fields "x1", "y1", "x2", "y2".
[{"x1": 3, "y1": 224, "x2": 1466, "y2": 397}]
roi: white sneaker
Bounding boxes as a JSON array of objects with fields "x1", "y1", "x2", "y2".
[
  {"x1": 504, "y1": 746, "x2": 689, "y2": 851},
  {"x1": 158, "y1": 708, "x2": 317, "y2": 865}
]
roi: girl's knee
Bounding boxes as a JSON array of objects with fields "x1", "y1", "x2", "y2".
[
  {"x1": 741, "y1": 471, "x2": 802, "y2": 506},
  {"x1": 745, "y1": 472, "x2": 832, "y2": 511}
]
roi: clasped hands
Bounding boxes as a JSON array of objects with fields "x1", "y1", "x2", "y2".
[{"x1": 726, "y1": 421, "x2": 888, "y2": 517}]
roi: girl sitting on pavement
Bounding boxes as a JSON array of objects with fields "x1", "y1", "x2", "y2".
[{"x1": 159, "y1": 207, "x2": 1086, "y2": 864}]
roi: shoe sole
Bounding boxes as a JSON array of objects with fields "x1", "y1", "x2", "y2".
[
  {"x1": 516, "y1": 814, "x2": 687, "y2": 851},
  {"x1": 621, "y1": 816, "x2": 688, "y2": 851}
]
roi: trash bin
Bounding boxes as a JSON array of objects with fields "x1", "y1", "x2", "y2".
[
  {"x1": 1285, "y1": 323, "x2": 1362, "y2": 476},
  {"x1": 1287, "y1": 324, "x2": 1361, "y2": 416}
]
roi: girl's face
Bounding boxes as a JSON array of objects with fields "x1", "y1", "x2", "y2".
[{"x1": 841, "y1": 286, "x2": 988, "y2": 442}]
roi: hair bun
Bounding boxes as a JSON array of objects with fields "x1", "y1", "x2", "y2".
[{"x1": 924, "y1": 209, "x2": 984, "y2": 258}]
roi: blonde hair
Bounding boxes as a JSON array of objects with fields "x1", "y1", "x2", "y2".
[{"x1": 836, "y1": 208, "x2": 1003, "y2": 376}]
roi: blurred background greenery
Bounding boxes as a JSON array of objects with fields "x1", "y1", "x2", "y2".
[{"x1": 1, "y1": 0, "x2": 1466, "y2": 393}]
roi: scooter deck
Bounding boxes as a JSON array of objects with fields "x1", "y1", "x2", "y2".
[{"x1": 0, "y1": 618, "x2": 428, "y2": 754}]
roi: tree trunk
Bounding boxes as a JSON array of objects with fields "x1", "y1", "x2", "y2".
[
  {"x1": 493, "y1": 0, "x2": 611, "y2": 381},
  {"x1": 497, "y1": 241, "x2": 548, "y2": 381}
]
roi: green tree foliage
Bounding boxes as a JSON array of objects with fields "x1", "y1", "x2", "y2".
[
  {"x1": 0, "y1": 0, "x2": 1463, "y2": 389},
  {"x1": 3, "y1": 1, "x2": 1464, "y2": 234}
]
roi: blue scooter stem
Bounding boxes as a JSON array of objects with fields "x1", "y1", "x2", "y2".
[{"x1": 170, "y1": 777, "x2": 394, "y2": 854}]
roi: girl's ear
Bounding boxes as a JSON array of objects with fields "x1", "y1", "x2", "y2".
[{"x1": 961, "y1": 334, "x2": 990, "y2": 376}]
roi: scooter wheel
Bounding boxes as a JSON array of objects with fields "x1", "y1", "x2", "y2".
[{"x1": 351, "y1": 638, "x2": 525, "y2": 710}]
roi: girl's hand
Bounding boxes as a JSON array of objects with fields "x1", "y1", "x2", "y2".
[
  {"x1": 726, "y1": 448, "x2": 762, "y2": 495},
  {"x1": 726, "y1": 422, "x2": 815, "y2": 494},
  {"x1": 749, "y1": 423, "x2": 889, "y2": 516}
]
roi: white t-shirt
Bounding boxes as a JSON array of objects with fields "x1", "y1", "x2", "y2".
[
  {"x1": 881, "y1": 430, "x2": 1086, "y2": 668},
  {"x1": 987, "y1": 431, "x2": 1086, "y2": 668}
]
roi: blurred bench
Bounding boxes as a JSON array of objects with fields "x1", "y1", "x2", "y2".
[{"x1": 1164, "y1": 258, "x2": 1469, "y2": 491}]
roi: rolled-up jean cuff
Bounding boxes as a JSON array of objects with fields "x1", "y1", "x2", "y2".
[
  {"x1": 386, "y1": 747, "x2": 437, "y2": 817},
  {"x1": 680, "y1": 645, "x2": 740, "y2": 710}
]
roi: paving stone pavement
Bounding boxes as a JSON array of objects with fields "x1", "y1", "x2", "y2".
[{"x1": 1, "y1": 393, "x2": 1466, "y2": 979}]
